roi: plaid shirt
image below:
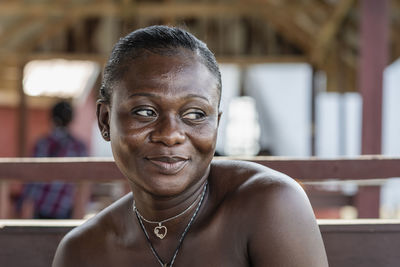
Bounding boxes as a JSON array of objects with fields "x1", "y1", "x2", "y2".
[{"x1": 23, "y1": 128, "x2": 87, "y2": 219}]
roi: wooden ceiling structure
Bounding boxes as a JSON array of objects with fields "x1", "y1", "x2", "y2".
[{"x1": 0, "y1": 0, "x2": 399, "y2": 106}]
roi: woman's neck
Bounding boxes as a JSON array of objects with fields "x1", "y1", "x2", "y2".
[{"x1": 130, "y1": 171, "x2": 209, "y2": 223}]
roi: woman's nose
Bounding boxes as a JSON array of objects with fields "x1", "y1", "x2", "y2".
[{"x1": 150, "y1": 115, "x2": 186, "y2": 146}]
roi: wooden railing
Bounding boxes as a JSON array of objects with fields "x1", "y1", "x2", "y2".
[
  {"x1": 2, "y1": 155, "x2": 400, "y2": 182},
  {"x1": 1, "y1": 156, "x2": 400, "y2": 218}
]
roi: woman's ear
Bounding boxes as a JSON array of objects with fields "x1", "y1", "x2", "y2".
[{"x1": 96, "y1": 100, "x2": 111, "y2": 141}]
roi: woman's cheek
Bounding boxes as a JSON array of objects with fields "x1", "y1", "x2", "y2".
[
  {"x1": 188, "y1": 125, "x2": 218, "y2": 154},
  {"x1": 118, "y1": 130, "x2": 148, "y2": 156}
]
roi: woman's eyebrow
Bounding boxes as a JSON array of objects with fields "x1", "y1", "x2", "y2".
[
  {"x1": 128, "y1": 92, "x2": 160, "y2": 99},
  {"x1": 184, "y1": 94, "x2": 210, "y2": 103}
]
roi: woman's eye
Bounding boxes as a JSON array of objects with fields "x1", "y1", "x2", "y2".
[
  {"x1": 134, "y1": 108, "x2": 157, "y2": 117},
  {"x1": 182, "y1": 111, "x2": 206, "y2": 120}
]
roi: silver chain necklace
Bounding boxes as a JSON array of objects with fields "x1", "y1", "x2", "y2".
[
  {"x1": 134, "y1": 181, "x2": 208, "y2": 267},
  {"x1": 133, "y1": 184, "x2": 204, "y2": 239}
]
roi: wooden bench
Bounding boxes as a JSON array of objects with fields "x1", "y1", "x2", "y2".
[{"x1": 1, "y1": 219, "x2": 399, "y2": 267}]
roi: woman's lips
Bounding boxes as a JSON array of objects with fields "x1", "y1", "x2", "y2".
[{"x1": 146, "y1": 156, "x2": 189, "y2": 174}]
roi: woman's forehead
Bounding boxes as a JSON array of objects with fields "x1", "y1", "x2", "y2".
[
  {"x1": 108, "y1": 54, "x2": 219, "y2": 106},
  {"x1": 122, "y1": 54, "x2": 216, "y2": 88}
]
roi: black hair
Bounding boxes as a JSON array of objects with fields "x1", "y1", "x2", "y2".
[
  {"x1": 99, "y1": 25, "x2": 222, "y2": 105},
  {"x1": 52, "y1": 101, "x2": 73, "y2": 127}
]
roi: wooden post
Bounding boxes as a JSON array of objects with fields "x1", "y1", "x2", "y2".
[
  {"x1": 0, "y1": 182, "x2": 10, "y2": 219},
  {"x1": 311, "y1": 67, "x2": 317, "y2": 156},
  {"x1": 72, "y1": 182, "x2": 92, "y2": 219},
  {"x1": 357, "y1": 0, "x2": 389, "y2": 218},
  {"x1": 17, "y1": 61, "x2": 27, "y2": 157}
]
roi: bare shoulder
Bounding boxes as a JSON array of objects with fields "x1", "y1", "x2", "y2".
[
  {"x1": 52, "y1": 194, "x2": 132, "y2": 267},
  {"x1": 209, "y1": 159, "x2": 299, "y2": 196},
  {"x1": 209, "y1": 159, "x2": 311, "y2": 224},
  {"x1": 210, "y1": 159, "x2": 328, "y2": 267}
]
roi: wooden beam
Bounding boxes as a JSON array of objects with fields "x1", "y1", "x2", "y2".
[
  {"x1": 216, "y1": 55, "x2": 308, "y2": 65},
  {"x1": 0, "y1": 2, "x2": 315, "y2": 54},
  {"x1": 301, "y1": 0, "x2": 331, "y2": 23},
  {"x1": 0, "y1": 17, "x2": 37, "y2": 46},
  {"x1": 0, "y1": 2, "x2": 284, "y2": 17},
  {"x1": 248, "y1": 1, "x2": 315, "y2": 52},
  {"x1": 0, "y1": 1, "x2": 311, "y2": 54},
  {"x1": 0, "y1": 52, "x2": 307, "y2": 65},
  {"x1": 0, "y1": 52, "x2": 107, "y2": 63},
  {"x1": 311, "y1": 0, "x2": 356, "y2": 66},
  {"x1": 257, "y1": 9, "x2": 313, "y2": 52},
  {"x1": 294, "y1": 12, "x2": 319, "y2": 36},
  {"x1": 358, "y1": 0, "x2": 390, "y2": 219},
  {"x1": 359, "y1": 0, "x2": 389, "y2": 155},
  {"x1": 260, "y1": 0, "x2": 328, "y2": 50},
  {"x1": 14, "y1": 16, "x2": 76, "y2": 53}
]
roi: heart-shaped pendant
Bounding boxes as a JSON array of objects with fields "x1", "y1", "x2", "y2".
[{"x1": 154, "y1": 225, "x2": 167, "y2": 239}]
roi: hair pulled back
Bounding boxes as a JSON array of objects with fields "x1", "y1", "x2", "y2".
[{"x1": 99, "y1": 25, "x2": 221, "y2": 104}]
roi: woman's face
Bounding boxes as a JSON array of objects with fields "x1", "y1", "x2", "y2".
[{"x1": 99, "y1": 50, "x2": 220, "y2": 196}]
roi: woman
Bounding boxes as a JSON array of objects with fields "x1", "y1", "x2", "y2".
[{"x1": 53, "y1": 25, "x2": 328, "y2": 267}]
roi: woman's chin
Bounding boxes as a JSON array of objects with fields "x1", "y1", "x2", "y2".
[{"x1": 131, "y1": 175, "x2": 192, "y2": 198}]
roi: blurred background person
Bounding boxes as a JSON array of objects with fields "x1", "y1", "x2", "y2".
[{"x1": 19, "y1": 101, "x2": 87, "y2": 219}]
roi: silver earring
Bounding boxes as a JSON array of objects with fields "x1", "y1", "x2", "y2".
[{"x1": 103, "y1": 131, "x2": 109, "y2": 138}]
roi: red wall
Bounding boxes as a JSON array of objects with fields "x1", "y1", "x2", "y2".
[
  {"x1": 26, "y1": 108, "x2": 51, "y2": 156},
  {"x1": 0, "y1": 106, "x2": 54, "y2": 157},
  {"x1": 0, "y1": 92, "x2": 96, "y2": 157}
]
